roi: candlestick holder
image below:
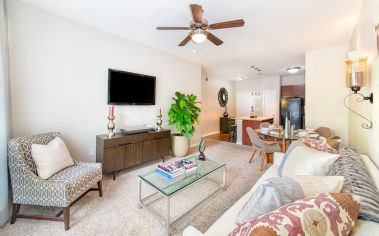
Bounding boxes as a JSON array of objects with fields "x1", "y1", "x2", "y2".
[
  {"x1": 108, "y1": 116, "x2": 115, "y2": 138},
  {"x1": 156, "y1": 115, "x2": 162, "y2": 132}
]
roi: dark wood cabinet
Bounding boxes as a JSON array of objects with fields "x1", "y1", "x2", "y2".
[
  {"x1": 124, "y1": 142, "x2": 143, "y2": 168},
  {"x1": 220, "y1": 117, "x2": 235, "y2": 133},
  {"x1": 292, "y1": 85, "x2": 305, "y2": 97},
  {"x1": 96, "y1": 129, "x2": 171, "y2": 180},
  {"x1": 281, "y1": 85, "x2": 305, "y2": 98},
  {"x1": 281, "y1": 86, "x2": 293, "y2": 97},
  {"x1": 102, "y1": 146, "x2": 125, "y2": 173},
  {"x1": 158, "y1": 138, "x2": 171, "y2": 158},
  {"x1": 142, "y1": 139, "x2": 158, "y2": 163}
]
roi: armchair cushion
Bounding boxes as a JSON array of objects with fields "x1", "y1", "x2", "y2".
[
  {"x1": 31, "y1": 137, "x2": 75, "y2": 179},
  {"x1": 48, "y1": 162, "x2": 102, "y2": 205}
]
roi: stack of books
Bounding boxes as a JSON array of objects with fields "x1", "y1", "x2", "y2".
[{"x1": 157, "y1": 159, "x2": 197, "y2": 179}]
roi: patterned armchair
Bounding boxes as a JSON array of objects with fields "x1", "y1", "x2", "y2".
[{"x1": 8, "y1": 132, "x2": 103, "y2": 230}]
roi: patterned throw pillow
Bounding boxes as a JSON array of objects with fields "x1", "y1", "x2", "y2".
[
  {"x1": 299, "y1": 137, "x2": 339, "y2": 154},
  {"x1": 236, "y1": 176, "x2": 345, "y2": 225},
  {"x1": 230, "y1": 193, "x2": 360, "y2": 236}
]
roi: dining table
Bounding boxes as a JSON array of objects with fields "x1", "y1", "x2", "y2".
[{"x1": 255, "y1": 129, "x2": 299, "y2": 152}]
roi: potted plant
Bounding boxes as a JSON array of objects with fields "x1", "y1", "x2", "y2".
[{"x1": 168, "y1": 92, "x2": 201, "y2": 157}]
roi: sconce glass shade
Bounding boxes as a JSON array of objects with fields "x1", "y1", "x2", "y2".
[{"x1": 345, "y1": 57, "x2": 367, "y2": 92}]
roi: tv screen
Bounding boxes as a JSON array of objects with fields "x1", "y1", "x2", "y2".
[{"x1": 108, "y1": 69, "x2": 156, "y2": 105}]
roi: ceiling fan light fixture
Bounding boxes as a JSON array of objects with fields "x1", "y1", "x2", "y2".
[{"x1": 191, "y1": 29, "x2": 207, "y2": 44}]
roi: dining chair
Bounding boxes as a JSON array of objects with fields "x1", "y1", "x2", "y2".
[
  {"x1": 246, "y1": 127, "x2": 281, "y2": 171},
  {"x1": 314, "y1": 127, "x2": 333, "y2": 139},
  {"x1": 259, "y1": 122, "x2": 271, "y2": 129}
]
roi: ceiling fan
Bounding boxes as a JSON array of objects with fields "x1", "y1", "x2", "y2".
[{"x1": 156, "y1": 4, "x2": 245, "y2": 46}]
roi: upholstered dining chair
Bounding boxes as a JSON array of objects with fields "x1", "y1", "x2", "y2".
[
  {"x1": 246, "y1": 127, "x2": 281, "y2": 171},
  {"x1": 314, "y1": 127, "x2": 333, "y2": 139},
  {"x1": 259, "y1": 122, "x2": 271, "y2": 129},
  {"x1": 8, "y1": 132, "x2": 103, "y2": 230}
]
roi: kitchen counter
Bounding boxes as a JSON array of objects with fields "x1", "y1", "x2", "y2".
[
  {"x1": 235, "y1": 116, "x2": 274, "y2": 122},
  {"x1": 236, "y1": 116, "x2": 274, "y2": 145}
]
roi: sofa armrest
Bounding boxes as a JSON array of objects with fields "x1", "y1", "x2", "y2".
[
  {"x1": 183, "y1": 226, "x2": 204, "y2": 236},
  {"x1": 273, "y1": 152, "x2": 285, "y2": 166}
]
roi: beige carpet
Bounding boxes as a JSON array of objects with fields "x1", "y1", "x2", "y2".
[{"x1": 0, "y1": 140, "x2": 264, "y2": 236}]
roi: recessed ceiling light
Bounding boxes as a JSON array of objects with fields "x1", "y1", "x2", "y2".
[
  {"x1": 287, "y1": 67, "x2": 301, "y2": 74},
  {"x1": 191, "y1": 49, "x2": 198, "y2": 54}
]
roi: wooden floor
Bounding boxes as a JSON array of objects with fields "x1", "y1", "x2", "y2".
[{"x1": 203, "y1": 132, "x2": 230, "y2": 142}]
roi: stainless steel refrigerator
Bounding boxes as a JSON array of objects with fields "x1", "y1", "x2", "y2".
[{"x1": 280, "y1": 97, "x2": 304, "y2": 129}]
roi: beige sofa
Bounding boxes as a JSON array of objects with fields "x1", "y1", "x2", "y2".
[{"x1": 183, "y1": 153, "x2": 379, "y2": 236}]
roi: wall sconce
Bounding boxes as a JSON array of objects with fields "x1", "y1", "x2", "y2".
[{"x1": 344, "y1": 56, "x2": 373, "y2": 129}]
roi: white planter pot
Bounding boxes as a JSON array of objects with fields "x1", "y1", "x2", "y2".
[{"x1": 171, "y1": 134, "x2": 190, "y2": 157}]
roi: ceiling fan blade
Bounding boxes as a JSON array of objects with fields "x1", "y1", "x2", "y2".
[
  {"x1": 190, "y1": 4, "x2": 203, "y2": 23},
  {"x1": 206, "y1": 32, "x2": 223, "y2": 46},
  {"x1": 156, "y1": 26, "x2": 191, "y2": 30},
  {"x1": 178, "y1": 34, "x2": 192, "y2": 46},
  {"x1": 209, "y1": 19, "x2": 245, "y2": 30}
]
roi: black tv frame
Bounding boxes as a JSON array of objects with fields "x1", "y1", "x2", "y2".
[{"x1": 107, "y1": 68, "x2": 156, "y2": 105}]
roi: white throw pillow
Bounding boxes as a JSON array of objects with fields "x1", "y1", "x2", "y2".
[
  {"x1": 31, "y1": 137, "x2": 75, "y2": 179},
  {"x1": 288, "y1": 175, "x2": 344, "y2": 195},
  {"x1": 279, "y1": 141, "x2": 339, "y2": 176}
]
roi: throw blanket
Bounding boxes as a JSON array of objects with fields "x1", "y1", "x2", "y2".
[{"x1": 327, "y1": 147, "x2": 379, "y2": 223}]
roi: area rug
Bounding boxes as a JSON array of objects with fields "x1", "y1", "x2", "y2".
[{"x1": 0, "y1": 140, "x2": 264, "y2": 236}]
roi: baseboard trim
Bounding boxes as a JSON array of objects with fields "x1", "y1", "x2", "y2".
[
  {"x1": 190, "y1": 142, "x2": 199, "y2": 148},
  {"x1": 201, "y1": 131, "x2": 220, "y2": 137}
]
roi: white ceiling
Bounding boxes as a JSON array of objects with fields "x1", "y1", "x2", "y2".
[{"x1": 20, "y1": 0, "x2": 364, "y2": 80}]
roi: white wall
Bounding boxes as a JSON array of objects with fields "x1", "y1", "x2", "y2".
[
  {"x1": 305, "y1": 44, "x2": 349, "y2": 145},
  {"x1": 281, "y1": 74, "x2": 305, "y2": 86},
  {"x1": 261, "y1": 76, "x2": 281, "y2": 124},
  {"x1": 235, "y1": 79, "x2": 261, "y2": 116},
  {"x1": 201, "y1": 73, "x2": 235, "y2": 136},
  {"x1": 349, "y1": 0, "x2": 379, "y2": 167},
  {"x1": 7, "y1": 0, "x2": 202, "y2": 162}
]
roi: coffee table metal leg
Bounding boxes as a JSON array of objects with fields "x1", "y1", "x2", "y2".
[
  {"x1": 138, "y1": 178, "x2": 142, "y2": 209},
  {"x1": 222, "y1": 167, "x2": 226, "y2": 190},
  {"x1": 166, "y1": 196, "x2": 170, "y2": 236}
]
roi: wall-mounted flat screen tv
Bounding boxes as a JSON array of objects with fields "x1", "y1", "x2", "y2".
[{"x1": 108, "y1": 69, "x2": 156, "y2": 105}]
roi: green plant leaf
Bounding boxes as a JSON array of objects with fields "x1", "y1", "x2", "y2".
[{"x1": 168, "y1": 91, "x2": 201, "y2": 140}]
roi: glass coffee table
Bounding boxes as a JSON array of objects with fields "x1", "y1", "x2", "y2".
[{"x1": 138, "y1": 155, "x2": 226, "y2": 236}]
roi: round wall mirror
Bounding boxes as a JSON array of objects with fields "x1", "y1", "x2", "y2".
[{"x1": 218, "y1": 87, "x2": 229, "y2": 107}]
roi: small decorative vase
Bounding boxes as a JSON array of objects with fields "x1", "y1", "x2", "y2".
[
  {"x1": 156, "y1": 115, "x2": 162, "y2": 132},
  {"x1": 108, "y1": 116, "x2": 115, "y2": 138},
  {"x1": 198, "y1": 139, "x2": 206, "y2": 161}
]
